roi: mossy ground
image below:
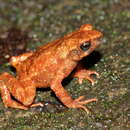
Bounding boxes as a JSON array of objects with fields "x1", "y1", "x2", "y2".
[{"x1": 0, "y1": 0, "x2": 130, "y2": 129}]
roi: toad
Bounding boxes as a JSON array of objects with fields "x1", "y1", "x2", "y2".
[{"x1": 0, "y1": 24, "x2": 102, "y2": 113}]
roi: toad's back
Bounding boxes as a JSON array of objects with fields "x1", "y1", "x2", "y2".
[{"x1": 17, "y1": 41, "x2": 69, "y2": 86}]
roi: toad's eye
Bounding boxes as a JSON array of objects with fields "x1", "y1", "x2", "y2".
[{"x1": 80, "y1": 42, "x2": 91, "y2": 51}]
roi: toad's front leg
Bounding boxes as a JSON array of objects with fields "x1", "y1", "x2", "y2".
[
  {"x1": 73, "y1": 69, "x2": 99, "y2": 86},
  {"x1": 51, "y1": 74, "x2": 97, "y2": 113}
]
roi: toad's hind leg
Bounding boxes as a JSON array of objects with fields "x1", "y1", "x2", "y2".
[
  {"x1": 0, "y1": 72, "x2": 38, "y2": 110},
  {"x1": 0, "y1": 72, "x2": 28, "y2": 109}
]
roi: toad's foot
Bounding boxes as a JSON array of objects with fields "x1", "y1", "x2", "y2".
[
  {"x1": 67, "y1": 96, "x2": 98, "y2": 113},
  {"x1": 74, "y1": 69, "x2": 99, "y2": 85},
  {"x1": 30, "y1": 102, "x2": 44, "y2": 108}
]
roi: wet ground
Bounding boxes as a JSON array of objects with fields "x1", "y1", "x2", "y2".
[{"x1": 0, "y1": 0, "x2": 130, "y2": 129}]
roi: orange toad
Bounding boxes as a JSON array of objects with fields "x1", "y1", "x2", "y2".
[{"x1": 0, "y1": 24, "x2": 102, "y2": 113}]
